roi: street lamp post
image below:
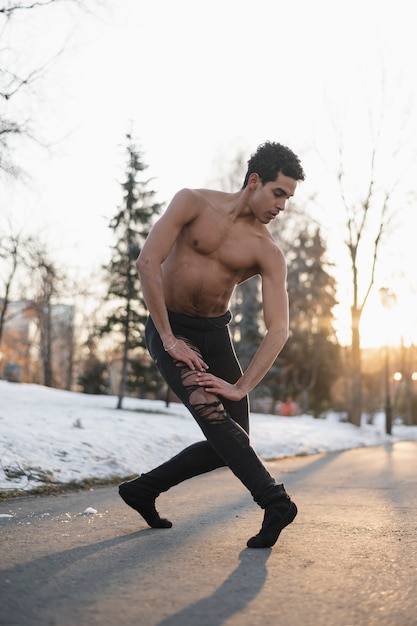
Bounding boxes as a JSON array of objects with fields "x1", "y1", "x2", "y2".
[{"x1": 379, "y1": 287, "x2": 397, "y2": 435}]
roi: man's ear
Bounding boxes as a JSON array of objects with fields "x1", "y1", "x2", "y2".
[{"x1": 248, "y1": 173, "x2": 260, "y2": 189}]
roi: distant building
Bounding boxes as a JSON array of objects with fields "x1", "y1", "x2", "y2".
[{"x1": 0, "y1": 299, "x2": 74, "y2": 388}]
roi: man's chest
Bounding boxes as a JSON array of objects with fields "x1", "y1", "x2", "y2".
[{"x1": 181, "y1": 218, "x2": 259, "y2": 271}]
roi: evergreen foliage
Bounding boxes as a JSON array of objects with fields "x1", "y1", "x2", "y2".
[
  {"x1": 231, "y1": 278, "x2": 262, "y2": 370},
  {"x1": 101, "y1": 134, "x2": 164, "y2": 408},
  {"x1": 78, "y1": 355, "x2": 108, "y2": 395},
  {"x1": 230, "y1": 221, "x2": 340, "y2": 415},
  {"x1": 231, "y1": 278, "x2": 272, "y2": 408},
  {"x1": 280, "y1": 228, "x2": 341, "y2": 416}
]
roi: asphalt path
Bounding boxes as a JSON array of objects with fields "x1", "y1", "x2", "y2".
[{"x1": 1, "y1": 441, "x2": 416, "y2": 626}]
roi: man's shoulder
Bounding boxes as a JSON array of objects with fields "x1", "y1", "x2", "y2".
[
  {"x1": 176, "y1": 187, "x2": 229, "y2": 203},
  {"x1": 170, "y1": 187, "x2": 231, "y2": 216},
  {"x1": 255, "y1": 228, "x2": 286, "y2": 268}
]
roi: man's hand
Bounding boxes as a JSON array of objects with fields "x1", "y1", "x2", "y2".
[
  {"x1": 195, "y1": 372, "x2": 246, "y2": 401},
  {"x1": 166, "y1": 339, "x2": 208, "y2": 371}
]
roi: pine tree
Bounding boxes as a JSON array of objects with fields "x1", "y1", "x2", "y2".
[
  {"x1": 230, "y1": 278, "x2": 265, "y2": 407},
  {"x1": 231, "y1": 278, "x2": 262, "y2": 370},
  {"x1": 101, "y1": 134, "x2": 163, "y2": 409},
  {"x1": 280, "y1": 228, "x2": 341, "y2": 416}
]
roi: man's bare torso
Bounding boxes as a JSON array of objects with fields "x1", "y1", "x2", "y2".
[{"x1": 162, "y1": 189, "x2": 273, "y2": 317}]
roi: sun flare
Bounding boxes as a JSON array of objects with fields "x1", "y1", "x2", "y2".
[{"x1": 334, "y1": 285, "x2": 417, "y2": 349}]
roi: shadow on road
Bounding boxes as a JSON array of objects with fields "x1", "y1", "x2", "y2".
[
  {"x1": 0, "y1": 530, "x2": 146, "y2": 621},
  {"x1": 156, "y1": 548, "x2": 271, "y2": 626}
]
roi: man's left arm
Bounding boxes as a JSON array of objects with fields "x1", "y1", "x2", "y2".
[{"x1": 196, "y1": 245, "x2": 289, "y2": 400}]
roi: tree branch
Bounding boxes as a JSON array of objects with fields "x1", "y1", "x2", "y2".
[{"x1": 0, "y1": 0, "x2": 78, "y2": 18}]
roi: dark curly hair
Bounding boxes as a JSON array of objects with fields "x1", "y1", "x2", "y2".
[{"x1": 242, "y1": 141, "x2": 305, "y2": 188}]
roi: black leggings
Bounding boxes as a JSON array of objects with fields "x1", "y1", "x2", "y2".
[{"x1": 145, "y1": 311, "x2": 277, "y2": 506}]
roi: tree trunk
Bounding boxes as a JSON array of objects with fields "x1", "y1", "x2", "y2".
[
  {"x1": 117, "y1": 313, "x2": 130, "y2": 409},
  {"x1": 349, "y1": 307, "x2": 362, "y2": 426},
  {"x1": 39, "y1": 304, "x2": 54, "y2": 387}
]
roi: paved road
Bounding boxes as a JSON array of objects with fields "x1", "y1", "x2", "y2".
[{"x1": 1, "y1": 441, "x2": 416, "y2": 626}]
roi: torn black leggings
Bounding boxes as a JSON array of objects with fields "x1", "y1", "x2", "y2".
[{"x1": 145, "y1": 311, "x2": 277, "y2": 507}]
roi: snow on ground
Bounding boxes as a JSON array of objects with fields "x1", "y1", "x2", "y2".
[{"x1": 1, "y1": 380, "x2": 417, "y2": 493}]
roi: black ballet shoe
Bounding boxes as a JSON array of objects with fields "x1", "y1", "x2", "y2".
[
  {"x1": 247, "y1": 499, "x2": 297, "y2": 549},
  {"x1": 119, "y1": 476, "x2": 172, "y2": 529}
]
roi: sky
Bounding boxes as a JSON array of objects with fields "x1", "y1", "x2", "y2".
[
  {"x1": 1, "y1": 380, "x2": 417, "y2": 496},
  {"x1": 2, "y1": 0, "x2": 417, "y2": 348}
]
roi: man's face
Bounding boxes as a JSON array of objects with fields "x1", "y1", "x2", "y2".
[{"x1": 249, "y1": 172, "x2": 297, "y2": 224}]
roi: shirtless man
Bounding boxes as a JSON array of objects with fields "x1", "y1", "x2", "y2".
[{"x1": 119, "y1": 141, "x2": 305, "y2": 548}]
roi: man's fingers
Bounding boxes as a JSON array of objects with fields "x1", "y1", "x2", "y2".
[
  {"x1": 189, "y1": 353, "x2": 208, "y2": 371},
  {"x1": 167, "y1": 339, "x2": 208, "y2": 371},
  {"x1": 195, "y1": 373, "x2": 216, "y2": 386}
]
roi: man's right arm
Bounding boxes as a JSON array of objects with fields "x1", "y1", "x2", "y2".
[{"x1": 137, "y1": 189, "x2": 208, "y2": 371}]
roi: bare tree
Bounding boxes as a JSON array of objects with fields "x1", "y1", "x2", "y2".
[
  {"x1": 0, "y1": 232, "x2": 22, "y2": 343},
  {"x1": 338, "y1": 149, "x2": 395, "y2": 425},
  {"x1": 29, "y1": 253, "x2": 57, "y2": 386},
  {"x1": 0, "y1": 0, "x2": 100, "y2": 175},
  {"x1": 23, "y1": 240, "x2": 72, "y2": 387},
  {"x1": 331, "y1": 84, "x2": 414, "y2": 426},
  {"x1": 0, "y1": 1, "x2": 78, "y2": 16}
]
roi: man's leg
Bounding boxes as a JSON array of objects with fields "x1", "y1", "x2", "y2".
[
  {"x1": 118, "y1": 440, "x2": 225, "y2": 528},
  {"x1": 172, "y1": 366, "x2": 297, "y2": 548},
  {"x1": 120, "y1": 316, "x2": 297, "y2": 546},
  {"x1": 153, "y1": 344, "x2": 297, "y2": 547},
  {"x1": 119, "y1": 319, "x2": 235, "y2": 528}
]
